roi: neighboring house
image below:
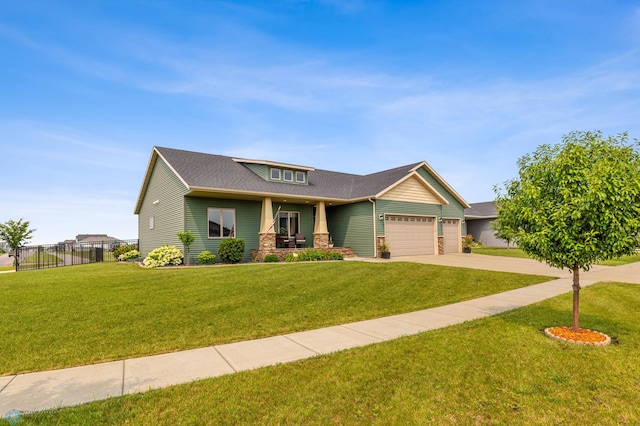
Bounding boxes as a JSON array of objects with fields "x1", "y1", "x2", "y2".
[
  {"x1": 134, "y1": 147, "x2": 470, "y2": 261},
  {"x1": 76, "y1": 234, "x2": 120, "y2": 244},
  {"x1": 465, "y1": 201, "x2": 511, "y2": 247}
]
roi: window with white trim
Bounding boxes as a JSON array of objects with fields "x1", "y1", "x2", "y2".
[
  {"x1": 295, "y1": 171, "x2": 305, "y2": 183},
  {"x1": 283, "y1": 170, "x2": 293, "y2": 181},
  {"x1": 270, "y1": 168, "x2": 281, "y2": 180},
  {"x1": 208, "y1": 208, "x2": 236, "y2": 238}
]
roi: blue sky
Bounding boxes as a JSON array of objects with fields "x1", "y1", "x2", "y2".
[{"x1": 1, "y1": 1, "x2": 639, "y2": 244}]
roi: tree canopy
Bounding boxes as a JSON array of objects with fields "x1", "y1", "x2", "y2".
[
  {"x1": 0, "y1": 218, "x2": 36, "y2": 251},
  {"x1": 0, "y1": 218, "x2": 36, "y2": 270},
  {"x1": 494, "y1": 130, "x2": 640, "y2": 330}
]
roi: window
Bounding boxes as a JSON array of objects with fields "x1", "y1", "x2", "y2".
[
  {"x1": 149, "y1": 216, "x2": 155, "y2": 230},
  {"x1": 295, "y1": 171, "x2": 305, "y2": 183},
  {"x1": 270, "y1": 168, "x2": 281, "y2": 180},
  {"x1": 276, "y1": 211, "x2": 299, "y2": 238},
  {"x1": 208, "y1": 208, "x2": 236, "y2": 238},
  {"x1": 283, "y1": 170, "x2": 293, "y2": 181}
]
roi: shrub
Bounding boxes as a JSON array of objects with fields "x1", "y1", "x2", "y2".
[
  {"x1": 118, "y1": 249, "x2": 141, "y2": 261},
  {"x1": 197, "y1": 250, "x2": 216, "y2": 265},
  {"x1": 143, "y1": 245, "x2": 184, "y2": 268},
  {"x1": 113, "y1": 244, "x2": 138, "y2": 260},
  {"x1": 284, "y1": 249, "x2": 343, "y2": 262},
  {"x1": 217, "y1": 238, "x2": 245, "y2": 264},
  {"x1": 263, "y1": 254, "x2": 279, "y2": 263}
]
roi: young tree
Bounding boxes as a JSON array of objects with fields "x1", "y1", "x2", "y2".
[
  {"x1": 177, "y1": 230, "x2": 195, "y2": 265},
  {"x1": 494, "y1": 131, "x2": 640, "y2": 332},
  {"x1": 0, "y1": 218, "x2": 36, "y2": 270},
  {"x1": 490, "y1": 215, "x2": 516, "y2": 249}
]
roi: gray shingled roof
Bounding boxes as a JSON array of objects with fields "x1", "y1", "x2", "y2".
[
  {"x1": 155, "y1": 146, "x2": 422, "y2": 200},
  {"x1": 465, "y1": 201, "x2": 497, "y2": 218}
]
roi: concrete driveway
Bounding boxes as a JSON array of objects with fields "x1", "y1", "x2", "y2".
[{"x1": 361, "y1": 252, "x2": 640, "y2": 284}]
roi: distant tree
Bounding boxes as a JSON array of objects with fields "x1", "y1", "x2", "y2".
[
  {"x1": 0, "y1": 218, "x2": 36, "y2": 270},
  {"x1": 494, "y1": 131, "x2": 640, "y2": 332},
  {"x1": 177, "y1": 231, "x2": 195, "y2": 265},
  {"x1": 490, "y1": 214, "x2": 516, "y2": 249}
]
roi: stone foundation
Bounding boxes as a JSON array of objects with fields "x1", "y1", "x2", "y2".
[{"x1": 438, "y1": 236, "x2": 444, "y2": 255}]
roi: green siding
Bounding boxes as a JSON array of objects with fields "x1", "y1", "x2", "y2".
[
  {"x1": 415, "y1": 167, "x2": 467, "y2": 236},
  {"x1": 243, "y1": 163, "x2": 269, "y2": 180},
  {"x1": 184, "y1": 198, "x2": 315, "y2": 262},
  {"x1": 138, "y1": 157, "x2": 188, "y2": 257},
  {"x1": 184, "y1": 197, "x2": 261, "y2": 262},
  {"x1": 327, "y1": 202, "x2": 375, "y2": 257}
]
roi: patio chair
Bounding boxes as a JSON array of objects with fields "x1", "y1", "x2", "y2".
[{"x1": 295, "y1": 233, "x2": 307, "y2": 248}]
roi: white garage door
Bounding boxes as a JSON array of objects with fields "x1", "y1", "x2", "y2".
[
  {"x1": 384, "y1": 215, "x2": 436, "y2": 256},
  {"x1": 442, "y1": 219, "x2": 460, "y2": 253}
]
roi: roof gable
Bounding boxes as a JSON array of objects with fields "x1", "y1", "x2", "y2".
[{"x1": 377, "y1": 173, "x2": 448, "y2": 205}]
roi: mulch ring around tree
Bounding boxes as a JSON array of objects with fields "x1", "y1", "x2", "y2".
[{"x1": 545, "y1": 327, "x2": 611, "y2": 346}]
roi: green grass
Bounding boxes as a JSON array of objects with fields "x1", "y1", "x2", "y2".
[
  {"x1": 0, "y1": 262, "x2": 551, "y2": 375},
  {"x1": 17, "y1": 282, "x2": 640, "y2": 425},
  {"x1": 0, "y1": 265, "x2": 13, "y2": 272},
  {"x1": 474, "y1": 247, "x2": 640, "y2": 265},
  {"x1": 473, "y1": 247, "x2": 531, "y2": 258}
]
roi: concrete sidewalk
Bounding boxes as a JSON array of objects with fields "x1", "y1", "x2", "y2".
[{"x1": 1, "y1": 254, "x2": 638, "y2": 416}]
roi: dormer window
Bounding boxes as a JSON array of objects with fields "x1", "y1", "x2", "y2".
[
  {"x1": 270, "y1": 168, "x2": 281, "y2": 180},
  {"x1": 295, "y1": 171, "x2": 305, "y2": 183},
  {"x1": 283, "y1": 170, "x2": 293, "y2": 181}
]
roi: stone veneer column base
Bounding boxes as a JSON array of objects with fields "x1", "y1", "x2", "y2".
[
  {"x1": 253, "y1": 233, "x2": 276, "y2": 262},
  {"x1": 438, "y1": 236, "x2": 444, "y2": 255},
  {"x1": 313, "y1": 233, "x2": 329, "y2": 249}
]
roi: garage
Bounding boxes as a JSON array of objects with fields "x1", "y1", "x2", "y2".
[
  {"x1": 442, "y1": 219, "x2": 461, "y2": 253},
  {"x1": 384, "y1": 215, "x2": 436, "y2": 256}
]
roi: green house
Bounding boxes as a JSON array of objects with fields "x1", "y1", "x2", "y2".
[{"x1": 134, "y1": 147, "x2": 470, "y2": 262}]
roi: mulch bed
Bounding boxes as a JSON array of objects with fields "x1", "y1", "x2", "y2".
[{"x1": 545, "y1": 327, "x2": 611, "y2": 346}]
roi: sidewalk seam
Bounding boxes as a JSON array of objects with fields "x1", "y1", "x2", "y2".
[
  {"x1": 0, "y1": 375, "x2": 17, "y2": 395},
  {"x1": 282, "y1": 335, "x2": 320, "y2": 355},
  {"x1": 212, "y1": 346, "x2": 237, "y2": 373}
]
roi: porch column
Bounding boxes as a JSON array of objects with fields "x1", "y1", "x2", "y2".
[
  {"x1": 313, "y1": 200, "x2": 330, "y2": 249},
  {"x1": 259, "y1": 197, "x2": 276, "y2": 255}
]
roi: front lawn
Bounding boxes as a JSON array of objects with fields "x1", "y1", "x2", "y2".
[
  {"x1": 19, "y1": 282, "x2": 640, "y2": 425},
  {"x1": 0, "y1": 262, "x2": 551, "y2": 374}
]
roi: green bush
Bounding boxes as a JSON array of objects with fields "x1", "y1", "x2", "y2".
[
  {"x1": 143, "y1": 245, "x2": 184, "y2": 268},
  {"x1": 118, "y1": 250, "x2": 141, "y2": 261},
  {"x1": 263, "y1": 254, "x2": 279, "y2": 263},
  {"x1": 197, "y1": 250, "x2": 217, "y2": 265},
  {"x1": 217, "y1": 238, "x2": 245, "y2": 264},
  {"x1": 284, "y1": 249, "x2": 343, "y2": 262},
  {"x1": 113, "y1": 244, "x2": 138, "y2": 260}
]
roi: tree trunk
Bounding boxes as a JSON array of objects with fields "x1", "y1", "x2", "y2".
[{"x1": 572, "y1": 265, "x2": 580, "y2": 332}]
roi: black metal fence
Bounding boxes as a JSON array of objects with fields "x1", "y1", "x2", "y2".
[{"x1": 14, "y1": 240, "x2": 139, "y2": 272}]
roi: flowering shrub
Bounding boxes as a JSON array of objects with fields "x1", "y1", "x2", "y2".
[
  {"x1": 143, "y1": 245, "x2": 184, "y2": 268},
  {"x1": 113, "y1": 244, "x2": 138, "y2": 259},
  {"x1": 284, "y1": 249, "x2": 343, "y2": 262},
  {"x1": 197, "y1": 250, "x2": 216, "y2": 265},
  {"x1": 118, "y1": 249, "x2": 141, "y2": 261}
]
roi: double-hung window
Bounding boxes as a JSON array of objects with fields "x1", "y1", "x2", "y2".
[{"x1": 208, "y1": 208, "x2": 236, "y2": 238}]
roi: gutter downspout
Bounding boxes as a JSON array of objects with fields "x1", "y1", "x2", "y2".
[{"x1": 369, "y1": 198, "x2": 377, "y2": 258}]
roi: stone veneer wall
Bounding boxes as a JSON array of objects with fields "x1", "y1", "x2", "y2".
[
  {"x1": 313, "y1": 233, "x2": 329, "y2": 249},
  {"x1": 438, "y1": 236, "x2": 444, "y2": 255}
]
